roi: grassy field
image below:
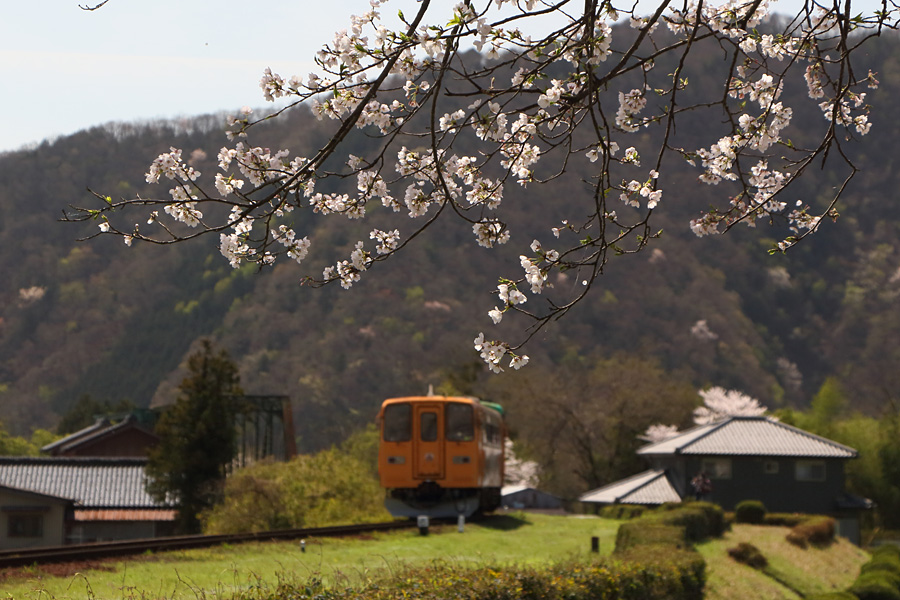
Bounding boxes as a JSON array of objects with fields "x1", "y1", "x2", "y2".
[
  {"x1": 1, "y1": 515, "x2": 871, "y2": 600},
  {"x1": 697, "y1": 523, "x2": 870, "y2": 600},
  {"x1": 1, "y1": 513, "x2": 619, "y2": 600}
]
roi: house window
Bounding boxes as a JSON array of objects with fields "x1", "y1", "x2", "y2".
[
  {"x1": 701, "y1": 458, "x2": 732, "y2": 479},
  {"x1": 764, "y1": 460, "x2": 779, "y2": 474},
  {"x1": 8, "y1": 513, "x2": 44, "y2": 538},
  {"x1": 795, "y1": 460, "x2": 826, "y2": 482}
]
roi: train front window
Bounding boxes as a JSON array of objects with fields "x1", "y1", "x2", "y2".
[
  {"x1": 420, "y1": 412, "x2": 438, "y2": 442},
  {"x1": 383, "y1": 403, "x2": 411, "y2": 442},
  {"x1": 445, "y1": 403, "x2": 474, "y2": 441}
]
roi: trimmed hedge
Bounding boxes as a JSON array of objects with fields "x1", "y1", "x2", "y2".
[
  {"x1": 257, "y1": 559, "x2": 707, "y2": 600},
  {"x1": 735, "y1": 500, "x2": 767, "y2": 524},
  {"x1": 609, "y1": 501, "x2": 732, "y2": 599},
  {"x1": 764, "y1": 513, "x2": 813, "y2": 527},
  {"x1": 825, "y1": 543, "x2": 900, "y2": 600},
  {"x1": 238, "y1": 504, "x2": 725, "y2": 600},
  {"x1": 727, "y1": 542, "x2": 768, "y2": 569},
  {"x1": 849, "y1": 571, "x2": 900, "y2": 600},
  {"x1": 860, "y1": 553, "x2": 900, "y2": 578},
  {"x1": 786, "y1": 516, "x2": 836, "y2": 548},
  {"x1": 598, "y1": 504, "x2": 646, "y2": 520},
  {"x1": 655, "y1": 501, "x2": 728, "y2": 541}
]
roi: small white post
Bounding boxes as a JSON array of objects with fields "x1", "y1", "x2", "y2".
[{"x1": 417, "y1": 515, "x2": 430, "y2": 536}]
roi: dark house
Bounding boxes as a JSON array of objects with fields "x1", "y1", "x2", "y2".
[
  {"x1": 0, "y1": 457, "x2": 175, "y2": 549},
  {"x1": 501, "y1": 485, "x2": 564, "y2": 511},
  {"x1": 580, "y1": 416, "x2": 871, "y2": 543},
  {"x1": 41, "y1": 415, "x2": 159, "y2": 458}
]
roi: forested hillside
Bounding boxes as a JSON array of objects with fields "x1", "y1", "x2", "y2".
[{"x1": 2, "y1": 24, "x2": 900, "y2": 458}]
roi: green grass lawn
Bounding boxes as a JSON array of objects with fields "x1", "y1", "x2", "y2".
[
  {"x1": 696, "y1": 523, "x2": 869, "y2": 600},
  {"x1": 1, "y1": 513, "x2": 620, "y2": 600},
  {"x1": 2, "y1": 515, "x2": 871, "y2": 600}
]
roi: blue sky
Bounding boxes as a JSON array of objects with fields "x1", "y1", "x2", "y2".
[
  {"x1": 0, "y1": 0, "x2": 879, "y2": 152},
  {"x1": 1, "y1": 0, "x2": 382, "y2": 151}
]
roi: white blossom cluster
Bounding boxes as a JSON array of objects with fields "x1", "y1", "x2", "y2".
[
  {"x1": 80, "y1": 0, "x2": 893, "y2": 372},
  {"x1": 641, "y1": 385, "x2": 772, "y2": 443},
  {"x1": 693, "y1": 387, "x2": 769, "y2": 425}
]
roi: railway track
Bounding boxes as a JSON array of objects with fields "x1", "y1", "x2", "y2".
[{"x1": 0, "y1": 520, "x2": 416, "y2": 569}]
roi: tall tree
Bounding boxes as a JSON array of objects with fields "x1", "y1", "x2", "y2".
[{"x1": 145, "y1": 340, "x2": 242, "y2": 533}]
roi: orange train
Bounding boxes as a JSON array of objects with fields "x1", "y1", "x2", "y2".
[{"x1": 377, "y1": 396, "x2": 505, "y2": 518}]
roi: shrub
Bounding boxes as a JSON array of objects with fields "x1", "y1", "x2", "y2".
[
  {"x1": 735, "y1": 500, "x2": 767, "y2": 524},
  {"x1": 598, "y1": 504, "x2": 645, "y2": 520},
  {"x1": 307, "y1": 558, "x2": 709, "y2": 600},
  {"x1": 764, "y1": 513, "x2": 812, "y2": 527},
  {"x1": 786, "y1": 516, "x2": 836, "y2": 548},
  {"x1": 727, "y1": 542, "x2": 768, "y2": 569},
  {"x1": 615, "y1": 521, "x2": 687, "y2": 551},
  {"x1": 860, "y1": 554, "x2": 900, "y2": 578},
  {"x1": 804, "y1": 593, "x2": 861, "y2": 600},
  {"x1": 849, "y1": 571, "x2": 900, "y2": 600},
  {"x1": 655, "y1": 502, "x2": 727, "y2": 541},
  {"x1": 873, "y1": 545, "x2": 900, "y2": 562},
  {"x1": 202, "y1": 447, "x2": 389, "y2": 534},
  {"x1": 610, "y1": 503, "x2": 715, "y2": 599}
]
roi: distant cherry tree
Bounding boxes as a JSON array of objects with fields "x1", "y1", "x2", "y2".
[
  {"x1": 641, "y1": 385, "x2": 770, "y2": 440},
  {"x1": 640, "y1": 422, "x2": 680, "y2": 443},
  {"x1": 693, "y1": 386, "x2": 769, "y2": 424},
  {"x1": 504, "y1": 438, "x2": 541, "y2": 487},
  {"x1": 67, "y1": 0, "x2": 896, "y2": 369}
]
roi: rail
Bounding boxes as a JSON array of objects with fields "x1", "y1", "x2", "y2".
[{"x1": 0, "y1": 520, "x2": 415, "y2": 569}]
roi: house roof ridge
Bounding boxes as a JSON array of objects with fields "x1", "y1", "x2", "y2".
[
  {"x1": 763, "y1": 417, "x2": 859, "y2": 457},
  {"x1": 639, "y1": 415, "x2": 857, "y2": 457},
  {"x1": 56, "y1": 419, "x2": 157, "y2": 454},
  {"x1": 637, "y1": 419, "x2": 726, "y2": 454},
  {"x1": 0, "y1": 456, "x2": 148, "y2": 466},
  {"x1": 675, "y1": 418, "x2": 734, "y2": 453},
  {"x1": 40, "y1": 419, "x2": 111, "y2": 452}
]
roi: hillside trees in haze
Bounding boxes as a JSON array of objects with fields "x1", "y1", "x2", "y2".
[
  {"x1": 55, "y1": 395, "x2": 137, "y2": 434},
  {"x1": 485, "y1": 353, "x2": 698, "y2": 499},
  {"x1": 4, "y1": 24, "x2": 900, "y2": 449},
  {"x1": 69, "y1": 0, "x2": 895, "y2": 372},
  {"x1": 778, "y1": 378, "x2": 900, "y2": 528}
]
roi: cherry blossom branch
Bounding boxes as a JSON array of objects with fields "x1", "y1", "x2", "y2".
[{"x1": 63, "y1": 0, "x2": 896, "y2": 372}]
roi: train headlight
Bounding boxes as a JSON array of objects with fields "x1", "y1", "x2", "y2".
[
  {"x1": 387, "y1": 456, "x2": 406, "y2": 464},
  {"x1": 452, "y1": 456, "x2": 471, "y2": 464}
]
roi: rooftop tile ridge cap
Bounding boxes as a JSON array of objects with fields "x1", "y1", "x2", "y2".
[
  {"x1": 641, "y1": 419, "x2": 730, "y2": 453},
  {"x1": 40, "y1": 420, "x2": 109, "y2": 451},
  {"x1": 763, "y1": 417, "x2": 859, "y2": 456},
  {"x1": 682, "y1": 418, "x2": 735, "y2": 448},
  {"x1": 57, "y1": 419, "x2": 157, "y2": 452}
]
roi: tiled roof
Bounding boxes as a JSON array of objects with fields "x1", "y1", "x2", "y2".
[
  {"x1": 41, "y1": 419, "x2": 111, "y2": 453},
  {"x1": 0, "y1": 457, "x2": 171, "y2": 509},
  {"x1": 637, "y1": 416, "x2": 857, "y2": 458},
  {"x1": 41, "y1": 417, "x2": 158, "y2": 455},
  {"x1": 501, "y1": 484, "x2": 532, "y2": 496},
  {"x1": 501, "y1": 484, "x2": 561, "y2": 498},
  {"x1": 73, "y1": 509, "x2": 177, "y2": 522},
  {"x1": 580, "y1": 469, "x2": 681, "y2": 505}
]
